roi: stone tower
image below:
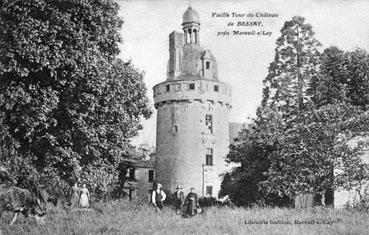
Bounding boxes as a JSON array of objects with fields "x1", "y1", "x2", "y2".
[{"x1": 153, "y1": 6, "x2": 232, "y2": 197}]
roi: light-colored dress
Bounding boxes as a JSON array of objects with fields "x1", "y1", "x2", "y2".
[
  {"x1": 70, "y1": 185, "x2": 80, "y2": 208},
  {"x1": 79, "y1": 187, "x2": 90, "y2": 208}
]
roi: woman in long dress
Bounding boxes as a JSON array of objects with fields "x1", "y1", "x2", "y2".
[
  {"x1": 79, "y1": 184, "x2": 90, "y2": 208},
  {"x1": 69, "y1": 182, "x2": 80, "y2": 208},
  {"x1": 182, "y1": 187, "x2": 199, "y2": 217}
]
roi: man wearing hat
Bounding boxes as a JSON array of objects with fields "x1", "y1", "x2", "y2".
[
  {"x1": 151, "y1": 183, "x2": 166, "y2": 211},
  {"x1": 172, "y1": 185, "x2": 185, "y2": 214}
]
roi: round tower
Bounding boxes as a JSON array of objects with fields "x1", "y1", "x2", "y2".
[{"x1": 153, "y1": 7, "x2": 232, "y2": 197}]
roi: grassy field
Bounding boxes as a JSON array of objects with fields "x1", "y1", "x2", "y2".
[{"x1": 1, "y1": 200, "x2": 368, "y2": 235}]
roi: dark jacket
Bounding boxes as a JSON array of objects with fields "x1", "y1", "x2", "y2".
[{"x1": 172, "y1": 190, "x2": 185, "y2": 208}]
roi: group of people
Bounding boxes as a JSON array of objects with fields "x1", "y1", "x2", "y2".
[
  {"x1": 151, "y1": 183, "x2": 201, "y2": 217},
  {"x1": 69, "y1": 182, "x2": 90, "y2": 208}
]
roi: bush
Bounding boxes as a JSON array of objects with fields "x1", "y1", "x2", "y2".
[{"x1": 345, "y1": 191, "x2": 369, "y2": 213}]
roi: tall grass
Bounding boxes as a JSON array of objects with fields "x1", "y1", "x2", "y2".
[{"x1": 1, "y1": 200, "x2": 368, "y2": 234}]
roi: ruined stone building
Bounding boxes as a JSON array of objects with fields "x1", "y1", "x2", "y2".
[
  {"x1": 153, "y1": 6, "x2": 232, "y2": 198},
  {"x1": 124, "y1": 154, "x2": 156, "y2": 200}
]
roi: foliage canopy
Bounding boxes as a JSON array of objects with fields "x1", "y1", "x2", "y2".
[
  {"x1": 222, "y1": 16, "x2": 369, "y2": 207},
  {"x1": 0, "y1": 0, "x2": 152, "y2": 198}
]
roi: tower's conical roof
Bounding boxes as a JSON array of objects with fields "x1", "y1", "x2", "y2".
[{"x1": 182, "y1": 6, "x2": 200, "y2": 24}]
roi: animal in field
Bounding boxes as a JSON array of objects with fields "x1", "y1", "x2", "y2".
[
  {"x1": 217, "y1": 195, "x2": 234, "y2": 207},
  {"x1": 198, "y1": 195, "x2": 234, "y2": 208},
  {"x1": 36, "y1": 184, "x2": 63, "y2": 207},
  {"x1": 0, "y1": 185, "x2": 47, "y2": 225}
]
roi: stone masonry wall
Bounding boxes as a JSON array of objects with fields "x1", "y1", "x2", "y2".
[{"x1": 154, "y1": 79, "x2": 231, "y2": 197}]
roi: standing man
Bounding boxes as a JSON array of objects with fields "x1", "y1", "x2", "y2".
[
  {"x1": 172, "y1": 185, "x2": 185, "y2": 214},
  {"x1": 151, "y1": 183, "x2": 166, "y2": 211},
  {"x1": 185, "y1": 187, "x2": 199, "y2": 217}
]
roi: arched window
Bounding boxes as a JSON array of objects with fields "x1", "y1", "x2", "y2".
[
  {"x1": 193, "y1": 29, "x2": 198, "y2": 44},
  {"x1": 184, "y1": 31, "x2": 188, "y2": 44},
  {"x1": 188, "y1": 29, "x2": 192, "y2": 43}
]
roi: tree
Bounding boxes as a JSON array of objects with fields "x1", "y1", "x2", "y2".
[
  {"x1": 345, "y1": 49, "x2": 369, "y2": 110},
  {"x1": 260, "y1": 104, "x2": 369, "y2": 199},
  {"x1": 309, "y1": 47, "x2": 369, "y2": 110},
  {"x1": 223, "y1": 16, "x2": 369, "y2": 207},
  {"x1": 251, "y1": 15, "x2": 322, "y2": 201},
  {"x1": 262, "y1": 16, "x2": 321, "y2": 119},
  {"x1": 309, "y1": 46, "x2": 348, "y2": 107},
  {"x1": 0, "y1": 0, "x2": 151, "y2": 198},
  {"x1": 223, "y1": 16, "x2": 322, "y2": 206},
  {"x1": 307, "y1": 47, "x2": 369, "y2": 204},
  {"x1": 221, "y1": 106, "x2": 292, "y2": 206}
]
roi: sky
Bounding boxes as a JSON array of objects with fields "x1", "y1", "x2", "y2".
[{"x1": 117, "y1": 0, "x2": 369, "y2": 147}]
